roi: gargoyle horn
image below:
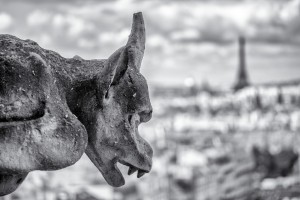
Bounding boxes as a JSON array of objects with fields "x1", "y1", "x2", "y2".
[{"x1": 126, "y1": 12, "x2": 145, "y2": 71}]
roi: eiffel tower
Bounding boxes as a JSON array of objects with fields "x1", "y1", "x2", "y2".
[{"x1": 233, "y1": 36, "x2": 250, "y2": 91}]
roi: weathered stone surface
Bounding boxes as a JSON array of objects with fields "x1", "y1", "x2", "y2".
[
  {"x1": 0, "y1": 173, "x2": 27, "y2": 196},
  {"x1": 0, "y1": 12, "x2": 153, "y2": 195}
]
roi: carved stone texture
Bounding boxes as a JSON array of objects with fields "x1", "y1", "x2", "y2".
[{"x1": 0, "y1": 12, "x2": 153, "y2": 196}]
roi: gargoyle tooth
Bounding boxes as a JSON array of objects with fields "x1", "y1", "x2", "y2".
[
  {"x1": 128, "y1": 166, "x2": 138, "y2": 175},
  {"x1": 137, "y1": 170, "x2": 146, "y2": 178}
]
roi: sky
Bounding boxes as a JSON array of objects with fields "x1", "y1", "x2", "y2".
[{"x1": 0, "y1": 0, "x2": 300, "y2": 89}]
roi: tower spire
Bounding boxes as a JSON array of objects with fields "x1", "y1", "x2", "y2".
[{"x1": 233, "y1": 36, "x2": 250, "y2": 91}]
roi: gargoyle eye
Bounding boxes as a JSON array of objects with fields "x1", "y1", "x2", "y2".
[
  {"x1": 105, "y1": 89, "x2": 110, "y2": 99},
  {"x1": 128, "y1": 114, "x2": 133, "y2": 123}
]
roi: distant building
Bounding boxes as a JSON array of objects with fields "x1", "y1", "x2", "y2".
[{"x1": 233, "y1": 36, "x2": 250, "y2": 91}]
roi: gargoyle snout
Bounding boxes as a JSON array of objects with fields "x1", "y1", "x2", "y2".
[{"x1": 139, "y1": 106, "x2": 153, "y2": 123}]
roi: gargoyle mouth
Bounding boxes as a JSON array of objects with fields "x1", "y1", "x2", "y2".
[
  {"x1": 95, "y1": 157, "x2": 150, "y2": 188},
  {"x1": 0, "y1": 102, "x2": 46, "y2": 123},
  {"x1": 0, "y1": 111, "x2": 45, "y2": 124},
  {"x1": 119, "y1": 160, "x2": 150, "y2": 178}
]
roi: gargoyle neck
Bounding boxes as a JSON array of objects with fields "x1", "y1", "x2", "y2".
[
  {"x1": 63, "y1": 57, "x2": 106, "y2": 113},
  {"x1": 68, "y1": 57, "x2": 106, "y2": 86}
]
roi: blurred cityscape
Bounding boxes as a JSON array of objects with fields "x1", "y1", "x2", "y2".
[{"x1": 2, "y1": 37, "x2": 300, "y2": 200}]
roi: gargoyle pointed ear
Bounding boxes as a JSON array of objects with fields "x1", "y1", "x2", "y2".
[
  {"x1": 126, "y1": 12, "x2": 145, "y2": 71},
  {"x1": 96, "y1": 47, "x2": 125, "y2": 100},
  {"x1": 96, "y1": 12, "x2": 145, "y2": 100}
]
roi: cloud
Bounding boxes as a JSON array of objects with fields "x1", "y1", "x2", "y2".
[
  {"x1": 98, "y1": 29, "x2": 130, "y2": 45},
  {"x1": 0, "y1": 12, "x2": 12, "y2": 30},
  {"x1": 170, "y1": 29, "x2": 200, "y2": 42},
  {"x1": 27, "y1": 10, "x2": 51, "y2": 26},
  {"x1": 246, "y1": 0, "x2": 300, "y2": 45},
  {"x1": 1, "y1": 0, "x2": 300, "y2": 87},
  {"x1": 142, "y1": 0, "x2": 300, "y2": 46}
]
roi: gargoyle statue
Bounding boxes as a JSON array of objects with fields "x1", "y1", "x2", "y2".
[{"x1": 0, "y1": 12, "x2": 153, "y2": 196}]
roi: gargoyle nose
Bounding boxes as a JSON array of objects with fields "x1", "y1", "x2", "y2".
[{"x1": 139, "y1": 107, "x2": 152, "y2": 123}]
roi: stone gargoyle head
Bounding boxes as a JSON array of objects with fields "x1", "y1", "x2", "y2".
[{"x1": 0, "y1": 12, "x2": 153, "y2": 196}]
